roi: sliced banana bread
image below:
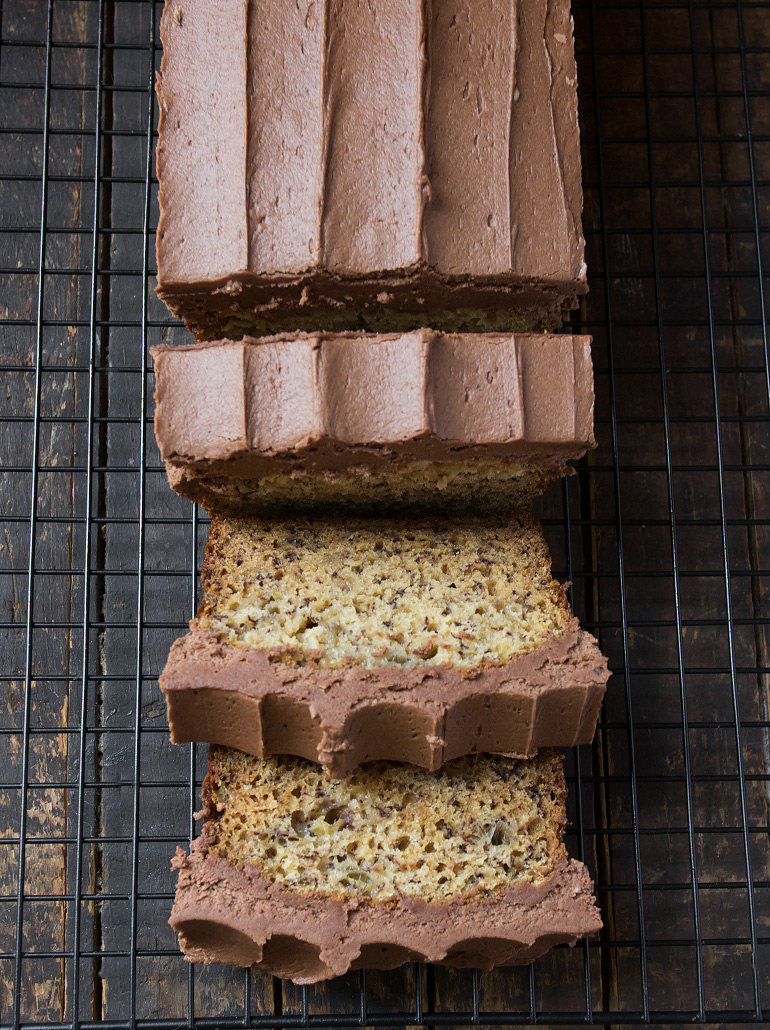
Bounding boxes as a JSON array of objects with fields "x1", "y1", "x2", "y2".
[
  {"x1": 152, "y1": 331, "x2": 594, "y2": 515},
  {"x1": 155, "y1": 0, "x2": 584, "y2": 337},
  {"x1": 150, "y1": 331, "x2": 597, "y2": 515},
  {"x1": 160, "y1": 513, "x2": 608, "y2": 775},
  {"x1": 171, "y1": 747, "x2": 602, "y2": 982}
]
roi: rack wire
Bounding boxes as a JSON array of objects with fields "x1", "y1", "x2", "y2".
[{"x1": 1, "y1": 0, "x2": 769, "y2": 1025}]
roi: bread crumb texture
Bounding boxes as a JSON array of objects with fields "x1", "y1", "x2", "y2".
[
  {"x1": 205, "y1": 747, "x2": 566, "y2": 904},
  {"x1": 199, "y1": 513, "x2": 570, "y2": 668},
  {"x1": 183, "y1": 460, "x2": 556, "y2": 516},
  {"x1": 204, "y1": 303, "x2": 551, "y2": 342}
]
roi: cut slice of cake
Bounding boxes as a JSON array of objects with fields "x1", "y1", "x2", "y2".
[
  {"x1": 155, "y1": 0, "x2": 585, "y2": 337},
  {"x1": 152, "y1": 331, "x2": 595, "y2": 515},
  {"x1": 160, "y1": 513, "x2": 608, "y2": 776},
  {"x1": 171, "y1": 747, "x2": 602, "y2": 983}
]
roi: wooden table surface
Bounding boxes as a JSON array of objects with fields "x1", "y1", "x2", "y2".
[{"x1": 1, "y1": 0, "x2": 769, "y2": 1025}]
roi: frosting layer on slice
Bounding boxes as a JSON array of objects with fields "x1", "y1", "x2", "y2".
[
  {"x1": 155, "y1": 0, "x2": 584, "y2": 335},
  {"x1": 152, "y1": 331, "x2": 594, "y2": 513}
]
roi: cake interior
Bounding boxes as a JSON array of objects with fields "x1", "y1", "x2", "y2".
[
  {"x1": 198, "y1": 513, "x2": 571, "y2": 668},
  {"x1": 172, "y1": 460, "x2": 560, "y2": 516},
  {"x1": 158, "y1": 283, "x2": 567, "y2": 343},
  {"x1": 206, "y1": 302, "x2": 558, "y2": 340},
  {"x1": 203, "y1": 747, "x2": 566, "y2": 904}
]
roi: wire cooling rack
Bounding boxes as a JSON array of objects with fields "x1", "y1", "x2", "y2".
[{"x1": 1, "y1": 0, "x2": 769, "y2": 1025}]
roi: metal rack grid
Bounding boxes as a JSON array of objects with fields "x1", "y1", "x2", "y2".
[{"x1": 1, "y1": 0, "x2": 768, "y2": 1025}]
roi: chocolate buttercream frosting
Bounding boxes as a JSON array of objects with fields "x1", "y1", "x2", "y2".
[
  {"x1": 160, "y1": 621, "x2": 608, "y2": 778},
  {"x1": 171, "y1": 844, "x2": 601, "y2": 983},
  {"x1": 151, "y1": 330, "x2": 594, "y2": 512},
  {"x1": 155, "y1": 0, "x2": 585, "y2": 336}
]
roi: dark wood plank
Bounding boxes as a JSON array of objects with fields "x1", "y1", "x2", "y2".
[{"x1": 0, "y1": 0, "x2": 98, "y2": 1023}]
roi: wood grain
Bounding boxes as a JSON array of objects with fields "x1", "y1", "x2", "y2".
[{"x1": 0, "y1": 0, "x2": 96, "y2": 1023}]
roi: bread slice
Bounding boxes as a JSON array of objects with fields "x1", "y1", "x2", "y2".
[
  {"x1": 151, "y1": 331, "x2": 594, "y2": 515},
  {"x1": 160, "y1": 513, "x2": 608, "y2": 776},
  {"x1": 171, "y1": 747, "x2": 602, "y2": 983},
  {"x1": 155, "y1": 0, "x2": 584, "y2": 338}
]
